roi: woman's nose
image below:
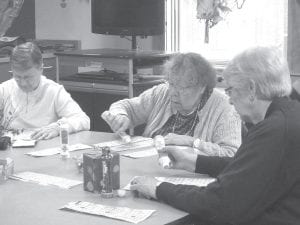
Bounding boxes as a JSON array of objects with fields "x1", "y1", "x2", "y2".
[{"x1": 169, "y1": 87, "x2": 178, "y2": 96}]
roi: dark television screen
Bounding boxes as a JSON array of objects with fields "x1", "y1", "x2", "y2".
[{"x1": 91, "y1": 0, "x2": 165, "y2": 36}]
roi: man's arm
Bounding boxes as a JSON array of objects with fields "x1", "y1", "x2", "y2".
[
  {"x1": 195, "y1": 155, "x2": 232, "y2": 177},
  {"x1": 156, "y1": 117, "x2": 286, "y2": 225},
  {"x1": 54, "y1": 87, "x2": 90, "y2": 133}
]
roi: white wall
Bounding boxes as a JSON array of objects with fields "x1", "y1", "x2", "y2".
[{"x1": 35, "y1": 0, "x2": 153, "y2": 50}]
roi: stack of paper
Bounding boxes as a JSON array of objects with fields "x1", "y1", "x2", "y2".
[
  {"x1": 60, "y1": 201, "x2": 155, "y2": 224},
  {"x1": 12, "y1": 139, "x2": 36, "y2": 148},
  {"x1": 9, "y1": 130, "x2": 37, "y2": 148},
  {"x1": 14, "y1": 130, "x2": 35, "y2": 140}
]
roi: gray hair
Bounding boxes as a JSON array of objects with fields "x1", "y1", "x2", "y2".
[
  {"x1": 10, "y1": 42, "x2": 43, "y2": 70},
  {"x1": 223, "y1": 46, "x2": 292, "y2": 100},
  {"x1": 164, "y1": 52, "x2": 216, "y2": 89}
]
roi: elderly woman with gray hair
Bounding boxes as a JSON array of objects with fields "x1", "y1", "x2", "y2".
[
  {"x1": 131, "y1": 46, "x2": 300, "y2": 225},
  {"x1": 102, "y1": 53, "x2": 241, "y2": 157}
]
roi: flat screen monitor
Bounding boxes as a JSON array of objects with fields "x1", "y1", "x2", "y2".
[{"x1": 91, "y1": 0, "x2": 165, "y2": 36}]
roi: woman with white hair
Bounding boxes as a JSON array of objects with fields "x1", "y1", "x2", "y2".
[
  {"x1": 102, "y1": 53, "x2": 241, "y2": 157},
  {"x1": 130, "y1": 47, "x2": 300, "y2": 225}
]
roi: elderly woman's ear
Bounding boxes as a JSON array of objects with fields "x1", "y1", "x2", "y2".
[
  {"x1": 248, "y1": 79, "x2": 257, "y2": 102},
  {"x1": 241, "y1": 79, "x2": 257, "y2": 102}
]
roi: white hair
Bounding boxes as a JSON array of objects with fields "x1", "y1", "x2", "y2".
[
  {"x1": 223, "y1": 46, "x2": 292, "y2": 100},
  {"x1": 164, "y1": 53, "x2": 217, "y2": 89}
]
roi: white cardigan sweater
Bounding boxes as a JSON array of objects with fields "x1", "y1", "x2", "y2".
[
  {"x1": 109, "y1": 83, "x2": 241, "y2": 157},
  {"x1": 0, "y1": 76, "x2": 90, "y2": 133}
]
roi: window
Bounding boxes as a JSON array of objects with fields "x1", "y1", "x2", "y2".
[{"x1": 166, "y1": 0, "x2": 288, "y2": 62}]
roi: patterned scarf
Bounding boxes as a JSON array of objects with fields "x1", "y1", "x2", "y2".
[{"x1": 152, "y1": 87, "x2": 213, "y2": 138}]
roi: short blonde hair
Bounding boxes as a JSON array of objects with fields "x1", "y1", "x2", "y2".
[
  {"x1": 10, "y1": 42, "x2": 43, "y2": 70},
  {"x1": 223, "y1": 46, "x2": 292, "y2": 100},
  {"x1": 164, "y1": 53, "x2": 216, "y2": 89}
]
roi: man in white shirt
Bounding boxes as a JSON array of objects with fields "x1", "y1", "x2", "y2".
[{"x1": 0, "y1": 42, "x2": 90, "y2": 140}]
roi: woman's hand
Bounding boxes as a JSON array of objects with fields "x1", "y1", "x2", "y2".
[
  {"x1": 164, "y1": 133, "x2": 194, "y2": 146},
  {"x1": 31, "y1": 126, "x2": 59, "y2": 140},
  {"x1": 101, "y1": 111, "x2": 130, "y2": 133},
  {"x1": 164, "y1": 145, "x2": 198, "y2": 172},
  {"x1": 130, "y1": 176, "x2": 159, "y2": 200}
]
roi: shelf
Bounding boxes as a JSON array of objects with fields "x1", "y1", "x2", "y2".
[
  {"x1": 60, "y1": 80, "x2": 129, "y2": 95},
  {"x1": 56, "y1": 48, "x2": 174, "y2": 132}
]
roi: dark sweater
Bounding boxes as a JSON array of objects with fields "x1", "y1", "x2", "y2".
[
  {"x1": 157, "y1": 97, "x2": 300, "y2": 225},
  {"x1": 290, "y1": 88, "x2": 300, "y2": 102}
]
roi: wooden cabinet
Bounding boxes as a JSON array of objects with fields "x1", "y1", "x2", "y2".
[{"x1": 55, "y1": 48, "x2": 173, "y2": 133}]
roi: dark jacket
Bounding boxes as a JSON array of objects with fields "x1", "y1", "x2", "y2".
[
  {"x1": 290, "y1": 88, "x2": 300, "y2": 102},
  {"x1": 157, "y1": 97, "x2": 300, "y2": 225}
]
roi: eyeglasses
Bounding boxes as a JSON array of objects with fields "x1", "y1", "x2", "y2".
[
  {"x1": 169, "y1": 83, "x2": 199, "y2": 96},
  {"x1": 225, "y1": 86, "x2": 243, "y2": 97},
  {"x1": 225, "y1": 86, "x2": 233, "y2": 96}
]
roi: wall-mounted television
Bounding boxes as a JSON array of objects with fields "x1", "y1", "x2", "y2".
[{"x1": 91, "y1": 0, "x2": 165, "y2": 37}]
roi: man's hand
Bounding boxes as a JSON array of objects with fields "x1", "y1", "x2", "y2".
[
  {"x1": 130, "y1": 176, "x2": 159, "y2": 200},
  {"x1": 31, "y1": 126, "x2": 59, "y2": 140},
  {"x1": 164, "y1": 145, "x2": 198, "y2": 172},
  {"x1": 164, "y1": 133, "x2": 194, "y2": 146}
]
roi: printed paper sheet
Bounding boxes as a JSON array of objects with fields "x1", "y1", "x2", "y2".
[
  {"x1": 10, "y1": 171, "x2": 82, "y2": 189},
  {"x1": 155, "y1": 176, "x2": 216, "y2": 187},
  {"x1": 94, "y1": 136, "x2": 154, "y2": 153},
  {"x1": 26, "y1": 144, "x2": 92, "y2": 157},
  {"x1": 123, "y1": 176, "x2": 216, "y2": 190},
  {"x1": 121, "y1": 148, "x2": 158, "y2": 158},
  {"x1": 60, "y1": 201, "x2": 155, "y2": 224}
]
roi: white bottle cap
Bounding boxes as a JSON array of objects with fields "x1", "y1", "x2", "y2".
[
  {"x1": 101, "y1": 111, "x2": 111, "y2": 120},
  {"x1": 117, "y1": 189, "x2": 127, "y2": 197},
  {"x1": 119, "y1": 131, "x2": 131, "y2": 143},
  {"x1": 154, "y1": 135, "x2": 165, "y2": 151},
  {"x1": 158, "y1": 155, "x2": 172, "y2": 169}
]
